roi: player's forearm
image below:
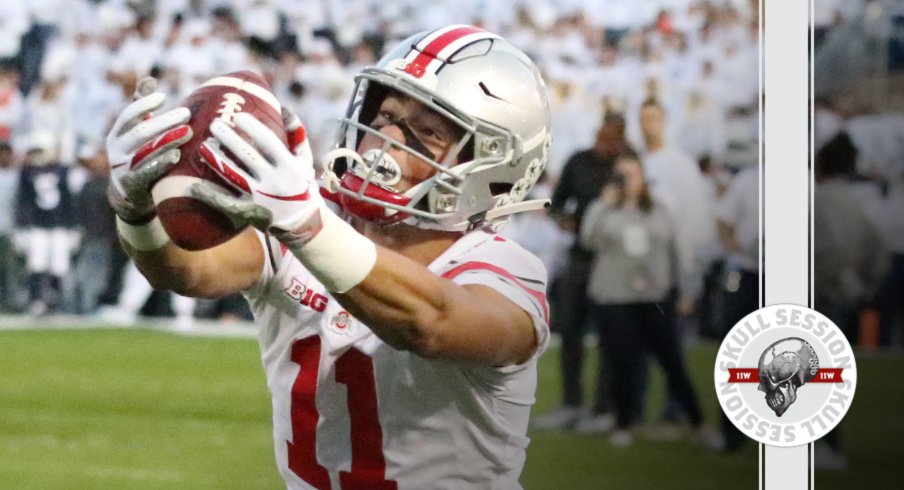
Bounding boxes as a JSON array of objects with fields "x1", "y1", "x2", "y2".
[
  {"x1": 334, "y1": 248, "x2": 450, "y2": 356},
  {"x1": 283, "y1": 213, "x2": 466, "y2": 358},
  {"x1": 119, "y1": 226, "x2": 263, "y2": 299},
  {"x1": 122, "y1": 240, "x2": 208, "y2": 295},
  {"x1": 334, "y1": 248, "x2": 533, "y2": 366}
]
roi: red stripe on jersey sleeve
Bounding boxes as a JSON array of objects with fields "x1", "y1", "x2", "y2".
[{"x1": 441, "y1": 261, "x2": 549, "y2": 323}]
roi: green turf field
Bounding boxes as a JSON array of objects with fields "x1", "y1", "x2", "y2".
[{"x1": 0, "y1": 326, "x2": 902, "y2": 489}]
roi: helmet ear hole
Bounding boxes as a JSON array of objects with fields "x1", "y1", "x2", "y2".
[{"x1": 489, "y1": 182, "x2": 513, "y2": 196}]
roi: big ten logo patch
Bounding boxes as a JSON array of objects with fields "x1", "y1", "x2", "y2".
[{"x1": 284, "y1": 278, "x2": 329, "y2": 312}]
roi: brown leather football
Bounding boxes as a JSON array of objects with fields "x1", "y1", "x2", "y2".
[{"x1": 150, "y1": 71, "x2": 286, "y2": 251}]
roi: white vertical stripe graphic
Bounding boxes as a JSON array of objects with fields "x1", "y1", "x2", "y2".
[{"x1": 763, "y1": 0, "x2": 811, "y2": 488}]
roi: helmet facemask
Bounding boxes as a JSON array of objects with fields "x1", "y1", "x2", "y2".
[
  {"x1": 323, "y1": 72, "x2": 528, "y2": 231},
  {"x1": 321, "y1": 27, "x2": 551, "y2": 232}
]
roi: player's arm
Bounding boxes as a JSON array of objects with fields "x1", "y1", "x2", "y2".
[
  {"x1": 192, "y1": 113, "x2": 540, "y2": 366},
  {"x1": 105, "y1": 81, "x2": 263, "y2": 299},
  {"x1": 121, "y1": 230, "x2": 263, "y2": 299},
  {"x1": 336, "y1": 250, "x2": 538, "y2": 366}
]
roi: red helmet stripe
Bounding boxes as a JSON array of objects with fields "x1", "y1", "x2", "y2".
[
  {"x1": 419, "y1": 25, "x2": 485, "y2": 57},
  {"x1": 403, "y1": 25, "x2": 495, "y2": 78}
]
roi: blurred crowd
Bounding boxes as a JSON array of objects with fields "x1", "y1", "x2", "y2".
[
  {"x1": 811, "y1": 0, "x2": 904, "y2": 351},
  {"x1": 0, "y1": 0, "x2": 900, "y2": 459},
  {"x1": 0, "y1": 0, "x2": 761, "y2": 322},
  {"x1": 510, "y1": 0, "x2": 904, "y2": 461}
]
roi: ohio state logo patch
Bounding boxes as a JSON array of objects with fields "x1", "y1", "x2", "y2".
[
  {"x1": 329, "y1": 310, "x2": 354, "y2": 336},
  {"x1": 714, "y1": 304, "x2": 857, "y2": 447}
]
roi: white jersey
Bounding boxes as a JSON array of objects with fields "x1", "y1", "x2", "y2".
[{"x1": 243, "y1": 229, "x2": 551, "y2": 490}]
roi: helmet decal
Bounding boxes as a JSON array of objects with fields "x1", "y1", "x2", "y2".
[
  {"x1": 497, "y1": 132, "x2": 550, "y2": 207},
  {"x1": 399, "y1": 25, "x2": 501, "y2": 79}
]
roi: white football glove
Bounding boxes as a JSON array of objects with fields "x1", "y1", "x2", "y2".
[
  {"x1": 194, "y1": 110, "x2": 378, "y2": 293},
  {"x1": 192, "y1": 111, "x2": 324, "y2": 248},
  {"x1": 105, "y1": 77, "x2": 193, "y2": 223},
  {"x1": 282, "y1": 107, "x2": 312, "y2": 160}
]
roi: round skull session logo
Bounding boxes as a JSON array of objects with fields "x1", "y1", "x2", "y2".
[{"x1": 714, "y1": 304, "x2": 857, "y2": 447}]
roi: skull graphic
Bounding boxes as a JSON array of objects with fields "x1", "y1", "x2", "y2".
[{"x1": 757, "y1": 338, "x2": 819, "y2": 417}]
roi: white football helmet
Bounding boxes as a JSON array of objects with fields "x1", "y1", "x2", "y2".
[{"x1": 322, "y1": 25, "x2": 552, "y2": 232}]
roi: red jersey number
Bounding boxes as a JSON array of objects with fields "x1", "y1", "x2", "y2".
[{"x1": 286, "y1": 336, "x2": 397, "y2": 490}]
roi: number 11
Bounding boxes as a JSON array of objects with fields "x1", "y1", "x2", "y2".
[{"x1": 286, "y1": 336, "x2": 397, "y2": 490}]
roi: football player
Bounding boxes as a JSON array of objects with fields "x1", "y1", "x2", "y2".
[
  {"x1": 16, "y1": 132, "x2": 75, "y2": 315},
  {"x1": 106, "y1": 26, "x2": 551, "y2": 489}
]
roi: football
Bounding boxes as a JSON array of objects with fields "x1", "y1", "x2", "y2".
[{"x1": 150, "y1": 71, "x2": 286, "y2": 251}]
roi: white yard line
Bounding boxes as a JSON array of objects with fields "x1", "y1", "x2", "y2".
[{"x1": 0, "y1": 314, "x2": 258, "y2": 339}]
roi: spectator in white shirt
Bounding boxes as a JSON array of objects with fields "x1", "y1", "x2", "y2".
[
  {"x1": 164, "y1": 18, "x2": 218, "y2": 89},
  {"x1": 237, "y1": 0, "x2": 281, "y2": 44},
  {"x1": 23, "y1": 79, "x2": 76, "y2": 165},
  {"x1": 639, "y1": 97, "x2": 717, "y2": 314},
  {"x1": 111, "y1": 15, "x2": 163, "y2": 82},
  {"x1": 0, "y1": 2, "x2": 29, "y2": 62},
  {"x1": 678, "y1": 90, "x2": 727, "y2": 161},
  {"x1": 845, "y1": 110, "x2": 904, "y2": 181}
]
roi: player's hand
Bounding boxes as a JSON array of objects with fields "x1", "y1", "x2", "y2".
[
  {"x1": 105, "y1": 77, "x2": 192, "y2": 223},
  {"x1": 192, "y1": 112, "x2": 324, "y2": 248}
]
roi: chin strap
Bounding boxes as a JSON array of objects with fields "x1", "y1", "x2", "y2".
[{"x1": 484, "y1": 198, "x2": 551, "y2": 222}]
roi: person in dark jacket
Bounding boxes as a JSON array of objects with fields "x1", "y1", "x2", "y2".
[
  {"x1": 534, "y1": 112, "x2": 629, "y2": 432},
  {"x1": 73, "y1": 144, "x2": 117, "y2": 313}
]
